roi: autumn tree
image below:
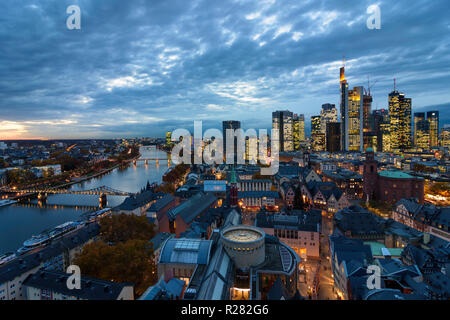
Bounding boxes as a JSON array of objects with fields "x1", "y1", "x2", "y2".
[
  {"x1": 74, "y1": 239, "x2": 157, "y2": 296},
  {"x1": 100, "y1": 213, "x2": 156, "y2": 244}
]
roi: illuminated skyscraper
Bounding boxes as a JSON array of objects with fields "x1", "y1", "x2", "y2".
[
  {"x1": 311, "y1": 115, "x2": 325, "y2": 151},
  {"x1": 347, "y1": 86, "x2": 364, "y2": 152},
  {"x1": 414, "y1": 112, "x2": 425, "y2": 147},
  {"x1": 339, "y1": 66, "x2": 349, "y2": 151},
  {"x1": 339, "y1": 65, "x2": 363, "y2": 152},
  {"x1": 223, "y1": 120, "x2": 241, "y2": 161},
  {"x1": 441, "y1": 125, "x2": 450, "y2": 148},
  {"x1": 320, "y1": 104, "x2": 337, "y2": 149},
  {"x1": 415, "y1": 119, "x2": 430, "y2": 150},
  {"x1": 272, "y1": 110, "x2": 294, "y2": 152},
  {"x1": 372, "y1": 109, "x2": 389, "y2": 152},
  {"x1": 427, "y1": 111, "x2": 439, "y2": 148},
  {"x1": 389, "y1": 90, "x2": 412, "y2": 152},
  {"x1": 293, "y1": 114, "x2": 305, "y2": 150}
]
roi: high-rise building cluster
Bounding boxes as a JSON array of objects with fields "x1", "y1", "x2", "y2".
[{"x1": 271, "y1": 64, "x2": 442, "y2": 154}]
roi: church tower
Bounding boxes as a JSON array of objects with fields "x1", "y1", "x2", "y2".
[
  {"x1": 363, "y1": 148, "x2": 378, "y2": 202},
  {"x1": 229, "y1": 165, "x2": 238, "y2": 207}
]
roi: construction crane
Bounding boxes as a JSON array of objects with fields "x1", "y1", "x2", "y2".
[{"x1": 364, "y1": 76, "x2": 378, "y2": 96}]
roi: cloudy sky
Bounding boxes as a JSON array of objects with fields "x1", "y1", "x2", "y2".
[{"x1": 0, "y1": 0, "x2": 449, "y2": 139}]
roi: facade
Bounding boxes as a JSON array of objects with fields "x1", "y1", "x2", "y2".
[
  {"x1": 322, "y1": 168, "x2": 363, "y2": 200},
  {"x1": 414, "y1": 112, "x2": 426, "y2": 147},
  {"x1": 223, "y1": 120, "x2": 241, "y2": 161},
  {"x1": 272, "y1": 110, "x2": 294, "y2": 152},
  {"x1": 160, "y1": 192, "x2": 217, "y2": 237},
  {"x1": 147, "y1": 194, "x2": 178, "y2": 231},
  {"x1": 23, "y1": 270, "x2": 134, "y2": 300},
  {"x1": 320, "y1": 104, "x2": 338, "y2": 138},
  {"x1": 237, "y1": 179, "x2": 272, "y2": 192},
  {"x1": 363, "y1": 93, "x2": 373, "y2": 134},
  {"x1": 372, "y1": 109, "x2": 390, "y2": 152},
  {"x1": 280, "y1": 182, "x2": 295, "y2": 209},
  {"x1": 158, "y1": 238, "x2": 213, "y2": 283},
  {"x1": 326, "y1": 122, "x2": 341, "y2": 153},
  {"x1": 363, "y1": 149, "x2": 425, "y2": 204},
  {"x1": 183, "y1": 225, "x2": 300, "y2": 301},
  {"x1": 340, "y1": 66, "x2": 349, "y2": 152},
  {"x1": 427, "y1": 111, "x2": 439, "y2": 148},
  {"x1": 393, "y1": 199, "x2": 450, "y2": 242},
  {"x1": 442, "y1": 125, "x2": 450, "y2": 148},
  {"x1": 347, "y1": 86, "x2": 364, "y2": 152},
  {"x1": 301, "y1": 181, "x2": 350, "y2": 215},
  {"x1": 389, "y1": 90, "x2": 412, "y2": 152},
  {"x1": 256, "y1": 210, "x2": 321, "y2": 259},
  {"x1": 293, "y1": 114, "x2": 305, "y2": 150},
  {"x1": 238, "y1": 191, "x2": 279, "y2": 209},
  {"x1": 415, "y1": 118, "x2": 430, "y2": 150},
  {"x1": 311, "y1": 115, "x2": 325, "y2": 152},
  {"x1": 329, "y1": 235, "x2": 373, "y2": 300},
  {"x1": 0, "y1": 224, "x2": 99, "y2": 300}
]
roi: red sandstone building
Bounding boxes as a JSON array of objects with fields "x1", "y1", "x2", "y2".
[{"x1": 363, "y1": 148, "x2": 425, "y2": 204}]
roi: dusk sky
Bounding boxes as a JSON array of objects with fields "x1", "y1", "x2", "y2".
[{"x1": 1, "y1": 0, "x2": 449, "y2": 139}]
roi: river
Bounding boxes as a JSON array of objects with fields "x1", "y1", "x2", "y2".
[{"x1": 0, "y1": 146, "x2": 169, "y2": 253}]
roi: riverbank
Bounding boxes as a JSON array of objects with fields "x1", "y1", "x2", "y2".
[{"x1": 0, "y1": 147, "x2": 168, "y2": 253}]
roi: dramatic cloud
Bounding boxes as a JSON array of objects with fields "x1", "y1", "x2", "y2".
[{"x1": 0, "y1": 0, "x2": 449, "y2": 138}]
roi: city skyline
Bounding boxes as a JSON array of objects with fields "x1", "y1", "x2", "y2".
[{"x1": 1, "y1": 0, "x2": 450, "y2": 139}]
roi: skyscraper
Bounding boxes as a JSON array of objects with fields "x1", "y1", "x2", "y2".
[
  {"x1": 427, "y1": 111, "x2": 439, "y2": 148},
  {"x1": 415, "y1": 119, "x2": 430, "y2": 150},
  {"x1": 326, "y1": 122, "x2": 341, "y2": 153},
  {"x1": 311, "y1": 115, "x2": 325, "y2": 151},
  {"x1": 362, "y1": 93, "x2": 373, "y2": 151},
  {"x1": 293, "y1": 114, "x2": 305, "y2": 151},
  {"x1": 320, "y1": 104, "x2": 337, "y2": 149},
  {"x1": 441, "y1": 125, "x2": 450, "y2": 148},
  {"x1": 339, "y1": 66, "x2": 363, "y2": 152},
  {"x1": 339, "y1": 66, "x2": 349, "y2": 151},
  {"x1": 348, "y1": 86, "x2": 364, "y2": 152},
  {"x1": 363, "y1": 94, "x2": 373, "y2": 133},
  {"x1": 414, "y1": 112, "x2": 425, "y2": 147},
  {"x1": 372, "y1": 109, "x2": 389, "y2": 152},
  {"x1": 272, "y1": 110, "x2": 294, "y2": 152},
  {"x1": 389, "y1": 90, "x2": 412, "y2": 152},
  {"x1": 223, "y1": 120, "x2": 241, "y2": 161},
  {"x1": 320, "y1": 104, "x2": 338, "y2": 131}
]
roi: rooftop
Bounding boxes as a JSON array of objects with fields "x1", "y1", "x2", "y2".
[
  {"x1": 378, "y1": 170, "x2": 423, "y2": 180},
  {"x1": 159, "y1": 238, "x2": 213, "y2": 265},
  {"x1": 23, "y1": 269, "x2": 133, "y2": 300}
]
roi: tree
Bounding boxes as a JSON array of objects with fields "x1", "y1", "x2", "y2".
[
  {"x1": 74, "y1": 239, "x2": 157, "y2": 296},
  {"x1": 293, "y1": 185, "x2": 305, "y2": 210},
  {"x1": 100, "y1": 213, "x2": 156, "y2": 244},
  {"x1": 155, "y1": 183, "x2": 176, "y2": 194}
]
